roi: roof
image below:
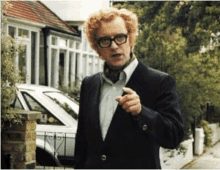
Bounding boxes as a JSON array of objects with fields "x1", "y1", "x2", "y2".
[{"x1": 4, "y1": 1, "x2": 77, "y2": 35}]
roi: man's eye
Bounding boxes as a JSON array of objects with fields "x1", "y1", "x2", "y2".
[
  {"x1": 101, "y1": 38, "x2": 110, "y2": 42},
  {"x1": 116, "y1": 35, "x2": 125, "y2": 42},
  {"x1": 100, "y1": 39, "x2": 110, "y2": 44}
]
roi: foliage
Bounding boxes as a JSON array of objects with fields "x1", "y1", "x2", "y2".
[
  {"x1": 162, "y1": 143, "x2": 188, "y2": 166},
  {"x1": 116, "y1": 1, "x2": 220, "y2": 140},
  {"x1": 164, "y1": 143, "x2": 187, "y2": 158},
  {"x1": 49, "y1": 98, "x2": 78, "y2": 120},
  {"x1": 1, "y1": 1, "x2": 24, "y2": 129},
  {"x1": 58, "y1": 83, "x2": 80, "y2": 118},
  {"x1": 199, "y1": 120, "x2": 213, "y2": 147},
  {"x1": 211, "y1": 105, "x2": 220, "y2": 123},
  {"x1": 58, "y1": 83, "x2": 80, "y2": 102}
]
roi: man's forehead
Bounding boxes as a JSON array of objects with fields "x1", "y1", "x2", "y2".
[{"x1": 97, "y1": 17, "x2": 127, "y2": 37}]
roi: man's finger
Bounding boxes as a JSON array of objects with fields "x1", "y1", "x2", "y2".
[
  {"x1": 115, "y1": 96, "x2": 121, "y2": 102},
  {"x1": 116, "y1": 93, "x2": 137, "y2": 105},
  {"x1": 122, "y1": 99, "x2": 139, "y2": 110},
  {"x1": 122, "y1": 87, "x2": 135, "y2": 94}
]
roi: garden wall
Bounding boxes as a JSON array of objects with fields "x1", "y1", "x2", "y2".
[
  {"x1": 1, "y1": 110, "x2": 41, "y2": 169},
  {"x1": 208, "y1": 123, "x2": 220, "y2": 145},
  {"x1": 160, "y1": 137, "x2": 194, "y2": 169}
]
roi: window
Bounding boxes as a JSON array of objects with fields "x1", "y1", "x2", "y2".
[
  {"x1": 18, "y1": 28, "x2": 29, "y2": 38},
  {"x1": 44, "y1": 92, "x2": 78, "y2": 120},
  {"x1": 39, "y1": 47, "x2": 45, "y2": 85},
  {"x1": 83, "y1": 54, "x2": 87, "y2": 77},
  {"x1": 40, "y1": 32, "x2": 44, "y2": 45},
  {"x1": 9, "y1": 26, "x2": 16, "y2": 38},
  {"x1": 76, "y1": 42, "x2": 81, "y2": 50},
  {"x1": 69, "y1": 52, "x2": 75, "y2": 87},
  {"x1": 18, "y1": 45, "x2": 27, "y2": 82},
  {"x1": 89, "y1": 55, "x2": 93, "y2": 75},
  {"x1": 59, "y1": 38, "x2": 67, "y2": 47},
  {"x1": 83, "y1": 39, "x2": 88, "y2": 51},
  {"x1": 31, "y1": 32, "x2": 37, "y2": 84},
  {"x1": 51, "y1": 49, "x2": 58, "y2": 87},
  {"x1": 11, "y1": 97, "x2": 23, "y2": 110},
  {"x1": 69, "y1": 40, "x2": 74, "y2": 48},
  {"x1": 59, "y1": 52, "x2": 65, "y2": 87},
  {"x1": 21, "y1": 92, "x2": 64, "y2": 126},
  {"x1": 52, "y1": 36, "x2": 57, "y2": 45}
]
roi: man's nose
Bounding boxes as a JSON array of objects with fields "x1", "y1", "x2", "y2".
[{"x1": 111, "y1": 40, "x2": 119, "y2": 49}]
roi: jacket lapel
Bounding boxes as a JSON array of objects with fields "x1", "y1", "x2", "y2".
[{"x1": 87, "y1": 73, "x2": 103, "y2": 143}]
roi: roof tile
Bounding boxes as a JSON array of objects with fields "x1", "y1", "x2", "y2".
[{"x1": 5, "y1": 1, "x2": 77, "y2": 34}]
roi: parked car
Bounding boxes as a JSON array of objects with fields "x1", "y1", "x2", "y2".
[{"x1": 11, "y1": 84, "x2": 79, "y2": 166}]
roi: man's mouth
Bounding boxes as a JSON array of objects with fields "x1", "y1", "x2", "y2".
[{"x1": 112, "y1": 53, "x2": 122, "y2": 57}]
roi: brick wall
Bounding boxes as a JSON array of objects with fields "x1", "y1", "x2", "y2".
[{"x1": 2, "y1": 110, "x2": 41, "y2": 169}]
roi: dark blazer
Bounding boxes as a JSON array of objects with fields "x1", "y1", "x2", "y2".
[{"x1": 74, "y1": 61, "x2": 184, "y2": 169}]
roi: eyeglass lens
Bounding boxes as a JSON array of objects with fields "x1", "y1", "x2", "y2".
[{"x1": 98, "y1": 34, "x2": 127, "y2": 48}]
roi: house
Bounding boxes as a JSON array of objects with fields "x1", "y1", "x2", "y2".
[
  {"x1": 66, "y1": 20, "x2": 104, "y2": 86},
  {"x1": 3, "y1": 0, "x2": 103, "y2": 89}
]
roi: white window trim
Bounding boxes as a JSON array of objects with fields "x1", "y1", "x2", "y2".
[{"x1": 7, "y1": 23, "x2": 41, "y2": 85}]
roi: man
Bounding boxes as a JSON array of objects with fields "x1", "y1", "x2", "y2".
[{"x1": 74, "y1": 7, "x2": 184, "y2": 169}]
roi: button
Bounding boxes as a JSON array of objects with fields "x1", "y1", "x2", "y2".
[
  {"x1": 142, "y1": 124, "x2": 148, "y2": 131},
  {"x1": 101, "y1": 155, "x2": 106, "y2": 161}
]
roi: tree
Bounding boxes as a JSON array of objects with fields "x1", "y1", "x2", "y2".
[
  {"x1": 116, "y1": 1, "x2": 220, "y2": 140},
  {"x1": 1, "y1": 1, "x2": 24, "y2": 129}
]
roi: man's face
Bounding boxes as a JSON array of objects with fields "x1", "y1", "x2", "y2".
[{"x1": 96, "y1": 17, "x2": 131, "y2": 70}]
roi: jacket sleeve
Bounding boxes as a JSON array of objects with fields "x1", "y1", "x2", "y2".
[
  {"x1": 74, "y1": 78, "x2": 88, "y2": 169},
  {"x1": 133, "y1": 75, "x2": 184, "y2": 149}
]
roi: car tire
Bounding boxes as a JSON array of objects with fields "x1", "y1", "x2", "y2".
[{"x1": 36, "y1": 147, "x2": 58, "y2": 166}]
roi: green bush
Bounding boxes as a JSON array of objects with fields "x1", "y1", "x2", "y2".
[
  {"x1": 116, "y1": 1, "x2": 220, "y2": 140},
  {"x1": 1, "y1": 1, "x2": 24, "y2": 129},
  {"x1": 58, "y1": 84, "x2": 80, "y2": 102},
  {"x1": 200, "y1": 120, "x2": 213, "y2": 147}
]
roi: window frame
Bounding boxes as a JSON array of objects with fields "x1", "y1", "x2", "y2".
[{"x1": 21, "y1": 91, "x2": 65, "y2": 126}]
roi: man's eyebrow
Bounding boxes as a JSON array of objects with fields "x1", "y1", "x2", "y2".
[
  {"x1": 98, "y1": 33, "x2": 126, "y2": 39},
  {"x1": 99, "y1": 36, "x2": 111, "y2": 39}
]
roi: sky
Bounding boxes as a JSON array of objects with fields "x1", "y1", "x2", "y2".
[{"x1": 41, "y1": 0, "x2": 110, "y2": 21}]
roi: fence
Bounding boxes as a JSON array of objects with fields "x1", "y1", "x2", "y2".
[{"x1": 36, "y1": 131, "x2": 76, "y2": 169}]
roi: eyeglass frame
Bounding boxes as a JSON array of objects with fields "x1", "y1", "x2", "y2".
[{"x1": 96, "y1": 33, "x2": 128, "y2": 48}]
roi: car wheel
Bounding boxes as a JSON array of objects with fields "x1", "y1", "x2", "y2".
[{"x1": 36, "y1": 148, "x2": 58, "y2": 166}]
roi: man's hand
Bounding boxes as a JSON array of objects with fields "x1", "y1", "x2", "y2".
[{"x1": 115, "y1": 87, "x2": 141, "y2": 115}]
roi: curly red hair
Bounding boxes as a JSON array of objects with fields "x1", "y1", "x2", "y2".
[{"x1": 84, "y1": 7, "x2": 138, "y2": 54}]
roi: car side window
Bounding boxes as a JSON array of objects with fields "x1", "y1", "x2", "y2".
[
  {"x1": 21, "y1": 92, "x2": 65, "y2": 126},
  {"x1": 13, "y1": 97, "x2": 23, "y2": 109}
]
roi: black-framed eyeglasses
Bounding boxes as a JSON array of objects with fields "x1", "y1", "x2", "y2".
[{"x1": 97, "y1": 33, "x2": 128, "y2": 48}]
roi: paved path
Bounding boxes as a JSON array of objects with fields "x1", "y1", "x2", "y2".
[{"x1": 182, "y1": 141, "x2": 220, "y2": 169}]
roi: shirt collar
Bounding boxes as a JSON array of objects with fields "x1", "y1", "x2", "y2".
[
  {"x1": 101, "y1": 55, "x2": 138, "y2": 85},
  {"x1": 123, "y1": 57, "x2": 138, "y2": 84}
]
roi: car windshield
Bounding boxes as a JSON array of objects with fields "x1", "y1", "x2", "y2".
[{"x1": 44, "y1": 91, "x2": 79, "y2": 120}]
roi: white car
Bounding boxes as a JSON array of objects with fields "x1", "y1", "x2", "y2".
[{"x1": 12, "y1": 84, "x2": 79, "y2": 166}]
